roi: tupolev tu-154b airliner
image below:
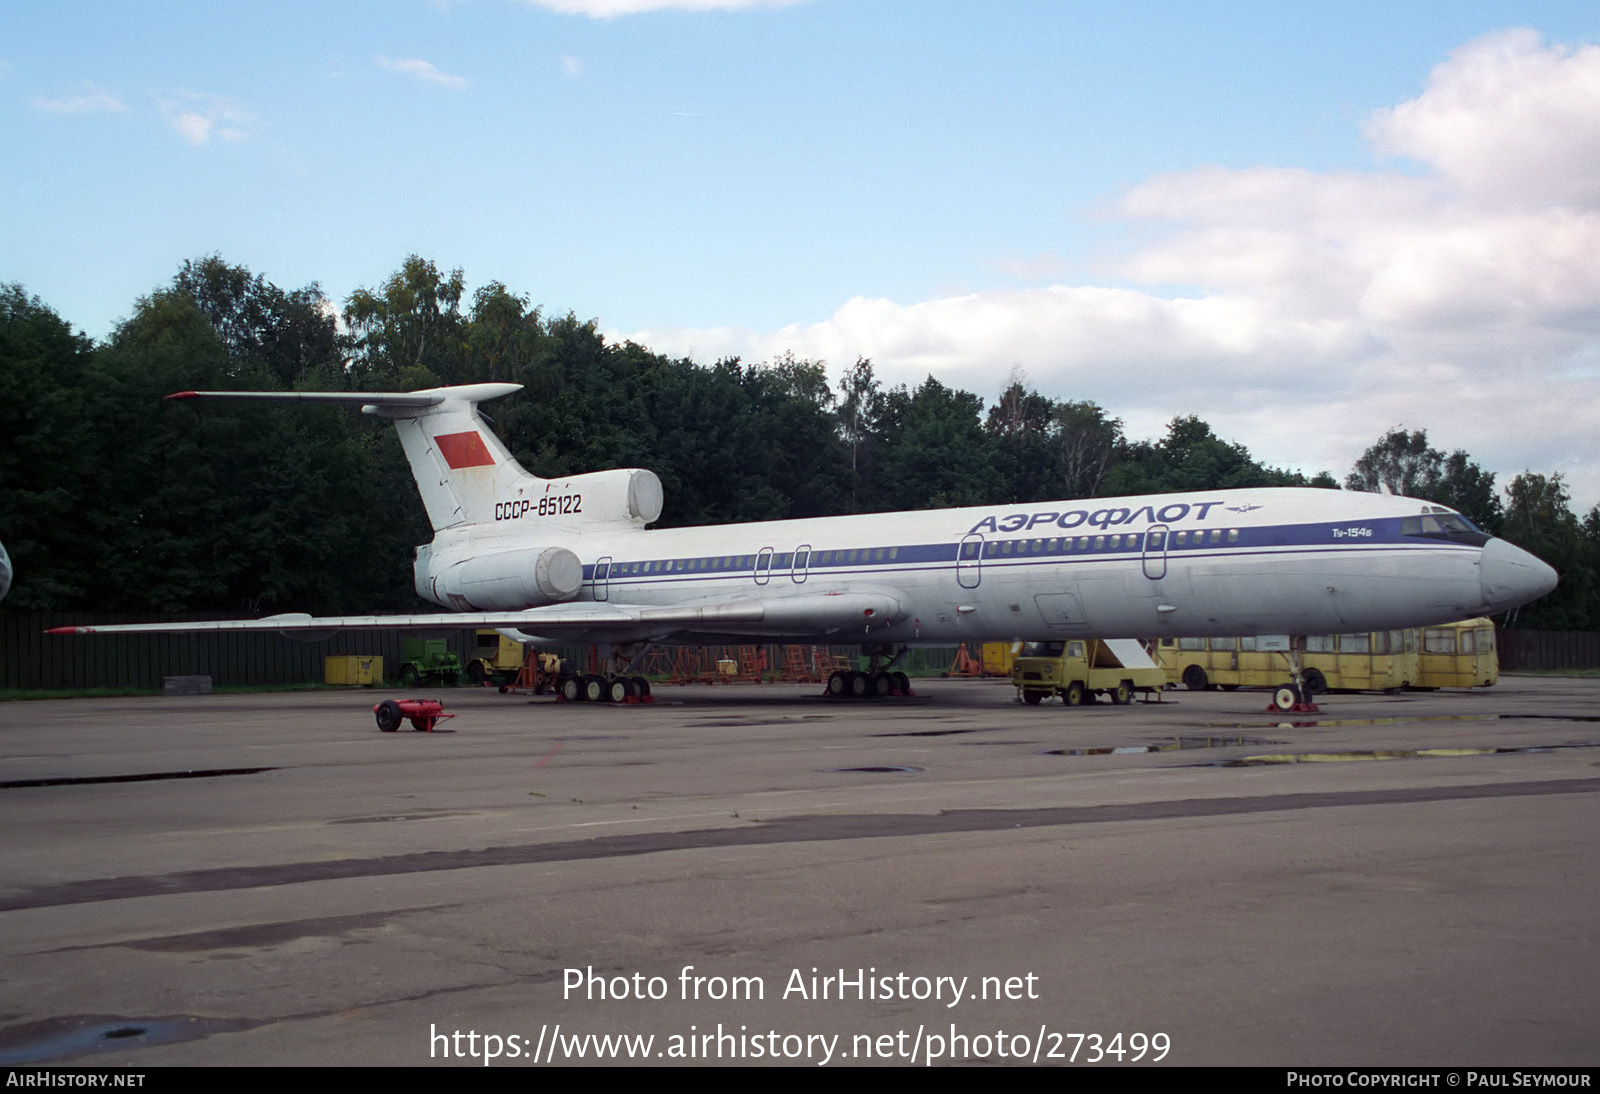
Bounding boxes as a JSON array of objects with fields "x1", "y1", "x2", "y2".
[{"x1": 51, "y1": 382, "x2": 1557, "y2": 698}]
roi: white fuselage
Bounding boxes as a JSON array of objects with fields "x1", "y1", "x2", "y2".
[{"x1": 418, "y1": 486, "x2": 1552, "y2": 645}]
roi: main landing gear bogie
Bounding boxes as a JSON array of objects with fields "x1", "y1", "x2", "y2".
[
  {"x1": 556, "y1": 673, "x2": 654, "y2": 704},
  {"x1": 824, "y1": 669, "x2": 913, "y2": 700}
]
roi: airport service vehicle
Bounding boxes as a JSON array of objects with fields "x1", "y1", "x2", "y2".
[
  {"x1": 466, "y1": 629, "x2": 526, "y2": 686},
  {"x1": 1415, "y1": 618, "x2": 1499, "y2": 689},
  {"x1": 1012, "y1": 638, "x2": 1167, "y2": 706},
  {"x1": 49, "y1": 383, "x2": 1557, "y2": 708},
  {"x1": 396, "y1": 637, "x2": 461, "y2": 687},
  {"x1": 1156, "y1": 632, "x2": 1418, "y2": 694},
  {"x1": 1156, "y1": 617, "x2": 1499, "y2": 694}
]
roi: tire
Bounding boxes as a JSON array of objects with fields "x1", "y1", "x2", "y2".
[
  {"x1": 1063, "y1": 681, "x2": 1085, "y2": 706},
  {"x1": 607, "y1": 677, "x2": 630, "y2": 703},
  {"x1": 398, "y1": 664, "x2": 419, "y2": 688},
  {"x1": 872, "y1": 672, "x2": 892, "y2": 697},
  {"x1": 1112, "y1": 681, "x2": 1133, "y2": 705},
  {"x1": 1301, "y1": 668, "x2": 1326, "y2": 696},
  {"x1": 827, "y1": 672, "x2": 847, "y2": 697},
  {"x1": 848, "y1": 672, "x2": 869, "y2": 698},
  {"x1": 561, "y1": 675, "x2": 582, "y2": 702},
  {"x1": 583, "y1": 675, "x2": 605, "y2": 703},
  {"x1": 375, "y1": 700, "x2": 403, "y2": 732},
  {"x1": 632, "y1": 676, "x2": 652, "y2": 698},
  {"x1": 892, "y1": 671, "x2": 910, "y2": 695},
  {"x1": 1023, "y1": 689, "x2": 1044, "y2": 705},
  {"x1": 1182, "y1": 665, "x2": 1210, "y2": 691},
  {"x1": 1272, "y1": 684, "x2": 1302, "y2": 711}
]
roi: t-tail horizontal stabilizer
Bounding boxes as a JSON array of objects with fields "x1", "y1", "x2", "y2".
[{"x1": 165, "y1": 384, "x2": 663, "y2": 533}]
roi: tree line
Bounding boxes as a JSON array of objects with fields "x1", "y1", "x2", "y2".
[{"x1": 2, "y1": 255, "x2": 1594, "y2": 628}]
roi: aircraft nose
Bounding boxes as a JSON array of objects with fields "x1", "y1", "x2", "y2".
[{"x1": 1479, "y1": 538, "x2": 1558, "y2": 612}]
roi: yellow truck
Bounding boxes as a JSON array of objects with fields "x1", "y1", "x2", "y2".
[
  {"x1": 1011, "y1": 639, "x2": 1167, "y2": 706},
  {"x1": 466, "y1": 630, "x2": 527, "y2": 686}
]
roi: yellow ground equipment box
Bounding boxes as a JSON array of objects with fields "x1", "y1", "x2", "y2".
[
  {"x1": 325, "y1": 655, "x2": 383, "y2": 686},
  {"x1": 981, "y1": 641, "x2": 1019, "y2": 677}
]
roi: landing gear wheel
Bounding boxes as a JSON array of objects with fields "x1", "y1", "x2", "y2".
[
  {"x1": 607, "y1": 677, "x2": 631, "y2": 703},
  {"x1": 872, "y1": 672, "x2": 892, "y2": 697},
  {"x1": 375, "y1": 700, "x2": 402, "y2": 732},
  {"x1": 583, "y1": 675, "x2": 605, "y2": 703},
  {"x1": 827, "y1": 672, "x2": 847, "y2": 697},
  {"x1": 1301, "y1": 669, "x2": 1326, "y2": 697},
  {"x1": 1063, "y1": 681, "x2": 1086, "y2": 707},
  {"x1": 560, "y1": 675, "x2": 582, "y2": 702},
  {"x1": 1183, "y1": 665, "x2": 1210, "y2": 691},
  {"x1": 892, "y1": 671, "x2": 911, "y2": 695},
  {"x1": 849, "y1": 671, "x2": 869, "y2": 698},
  {"x1": 1112, "y1": 681, "x2": 1134, "y2": 705},
  {"x1": 1272, "y1": 684, "x2": 1303, "y2": 712},
  {"x1": 631, "y1": 676, "x2": 651, "y2": 699}
]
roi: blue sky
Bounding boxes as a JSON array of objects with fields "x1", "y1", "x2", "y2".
[{"x1": 5, "y1": 1, "x2": 1600, "y2": 508}]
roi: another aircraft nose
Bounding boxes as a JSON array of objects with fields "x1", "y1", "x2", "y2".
[{"x1": 1479, "y1": 538, "x2": 1558, "y2": 612}]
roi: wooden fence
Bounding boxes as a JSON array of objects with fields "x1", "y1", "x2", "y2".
[{"x1": 1497, "y1": 629, "x2": 1600, "y2": 671}]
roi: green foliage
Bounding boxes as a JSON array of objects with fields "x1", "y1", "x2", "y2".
[
  {"x1": 0, "y1": 286, "x2": 99, "y2": 607},
  {"x1": 872, "y1": 377, "x2": 998, "y2": 510},
  {"x1": 1499, "y1": 473, "x2": 1598, "y2": 628},
  {"x1": 344, "y1": 255, "x2": 467, "y2": 390},
  {"x1": 1102, "y1": 415, "x2": 1316, "y2": 496},
  {"x1": 173, "y1": 255, "x2": 340, "y2": 388},
  {"x1": 1345, "y1": 427, "x2": 1504, "y2": 531}
]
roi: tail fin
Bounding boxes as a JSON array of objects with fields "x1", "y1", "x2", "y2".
[{"x1": 166, "y1": 383, "x2": 662, "y2": 533}]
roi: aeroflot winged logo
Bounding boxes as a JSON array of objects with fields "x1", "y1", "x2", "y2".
[
  {"x1": 434, "y1": 431, "x2": 496, "y2": 469},
  {"x1": 967, "y1": 500, "x2": 1229, "y2": 536}
]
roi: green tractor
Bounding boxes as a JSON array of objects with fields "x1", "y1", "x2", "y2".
[{"x1": 396, "y1": 637, "x2": 461, "y2": 687}]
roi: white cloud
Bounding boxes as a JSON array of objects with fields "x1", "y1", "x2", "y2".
[
  {"x1": 28, "y1": 83, "x2": 128, "y2": 114},
  {"x1": 156, "y1": 93, "x2": 249, "y2": 145},
  {"x1": 1364, "y1": 29, "x2": 1600, "y2": 210},
  {"x1": 523, "y1": 0, "x2": 805, "y2": 17},
  {"x1": 626, "y1": 29, "x2": 1600, "y2": 509},
  {"x1": 375, "y1": 55, "x2": 469, "y2": 89}
]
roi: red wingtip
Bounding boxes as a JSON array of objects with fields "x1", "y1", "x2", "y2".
[
  {"x1": 165, "y1": 391, "x2": 200, "y2": 400},
  {"x1": 45, "y1": 626, "x2": 92, "y2": 635}
]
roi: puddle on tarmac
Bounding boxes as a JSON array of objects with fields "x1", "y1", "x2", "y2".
[
  {"x1": 1219, "y1": 741, "x2": 1600, "y2": 766},
  {"x1": 1042, "y1": 735, "x2": 1286, "y2": 757},
  {"x1": 1198, "y1": 713, "x2": 1600, "y2": 731},
  {"x1": 822, "y1": 766, "x2": 925, "y2": 774},
  {"x1": 1, "y1": 768, "x2": 276, "y2": 791},
  {"x1": 0, "y1": 1015, "x2": 259, "y2": 1064}
]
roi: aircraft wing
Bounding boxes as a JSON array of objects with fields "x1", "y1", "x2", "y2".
[{"x1": 47, "y1": 588, "x2": 908, "y2": 643}]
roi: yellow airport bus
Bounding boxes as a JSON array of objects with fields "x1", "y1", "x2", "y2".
[
  {"x1": 1156, "y1": 620, "x2": 1497, "y2": 694},
  {"x1": 1414, "y1": 618, "x2": 1498, "y2": 689},
  {"x1": 1155, "y1": 631, "x2": 1419, "y2": 694}
]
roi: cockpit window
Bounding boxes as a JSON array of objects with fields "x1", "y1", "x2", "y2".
[{"x1": 1400, "y1": 512, "x2": 1489, "y2": 546}]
